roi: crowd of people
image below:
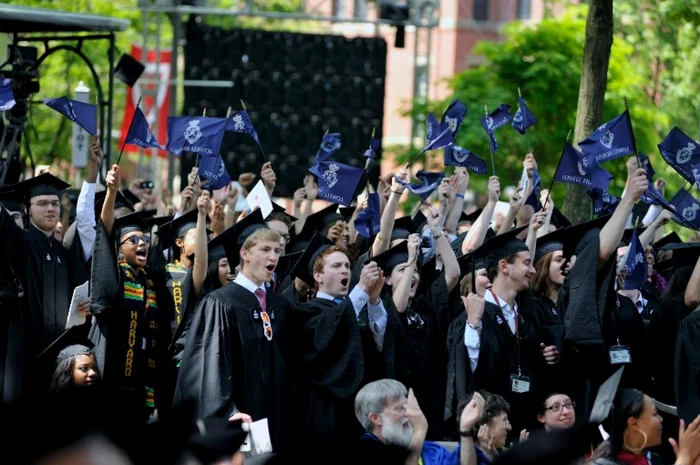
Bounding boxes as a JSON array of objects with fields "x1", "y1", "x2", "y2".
[{"x1": 1, "y1": 134, "x2": 700, "y2": 465}]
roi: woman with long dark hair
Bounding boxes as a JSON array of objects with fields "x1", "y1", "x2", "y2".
[{"x1": 589, "y1": 388, "x2": 700, "y2": 465}]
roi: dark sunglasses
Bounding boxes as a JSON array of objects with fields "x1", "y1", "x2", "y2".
[{"x1": 120, "y1": 235, "x2": 151, "y2": 246}]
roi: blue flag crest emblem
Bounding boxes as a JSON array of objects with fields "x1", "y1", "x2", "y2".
[
  {"x1": 322, "y1": 163, "x2": 340, "y2": 189},
  {"x1": 677, "y1": 142, "x2": 697, "y2": 164},
  {"x1": 184, "y1": 120, "x2": 203, "y2": 145},
  {"x1": 598, "y1": 123, "x2": 615, "y2": 149}
]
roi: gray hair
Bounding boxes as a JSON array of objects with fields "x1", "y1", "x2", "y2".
[{"x1": 354, "y1": 379, "x2": 407, "y2": 432}]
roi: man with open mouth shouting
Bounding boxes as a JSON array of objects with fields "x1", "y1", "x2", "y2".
[
  {"x1": 174, "y1": 215, "x2": 292, "y2": 453},
  {"x1": 285, "y1": 230, "x2": 387, "y2": 442}
]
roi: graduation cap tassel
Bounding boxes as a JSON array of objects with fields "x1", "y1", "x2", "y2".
[
  {"x1": 485, "y1": 105, "x2": 497, "y2": 177},
  {"x1": 624, "y1": 97, "x2": 642, "y2": 169},
  {"x1": 542, "y1": 129, "x2": 572, "y2": 211},
  {"x1": 241, "y1": 99, "x2": 268, "y2": 164},
  {"x1": 116, "y1": 96, "x2": 143, "y2": 166}
]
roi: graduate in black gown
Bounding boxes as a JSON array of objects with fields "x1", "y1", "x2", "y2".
[
  {"x1": 0, "y1": 174, "x2": 88, "y2": 385},
  {"x1": 286, "y1": 231, "x2": 386, "y2": 440},
  {"x1": 174, "y1": 217, "x2": 292, "y2": 452},
  {"x1": 88, "y1": 164, "x2": 171, "y2": 420},
  {"x1": 560, "y1": 161, "x2": 651, "y2": 414},
  {"x1": 460, "y1": 227, "x2": 560, "y2": 439},
  {"x1": 0, "y1": 191, "x2": 27, "y2": 403}
]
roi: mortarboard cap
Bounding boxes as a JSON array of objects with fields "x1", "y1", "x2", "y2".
[
  {"x1": 94, "y1": 190, "x2": 137, "y2": 219},
  {"x1": 0, "y1": 190, "x2": 24, "y2": 212},
  {"x1": 291, "y1": 231, "x2": 337, "y2": 287},
  {"x1": 459, "y1": 208, "x2": 483, "y2": 225},
  {"x1": 270, "y1": 201, "x2": 298, "y2": 223},
  {"x1": 534, "y1": 230, "x2": 566, "y2": 264},
  {"x1": 222, "y1": 209, "x2": 266, "y2": 268},
  {"x1": 367, "y1": 240, "x2": 409, "y2": 275},
  {"x1": 145, "y1": 215, "x2": 174, "y2": 230},
  {"x1": 659, "y1": 242, "x2": 700, "y2": 269},
  {"x1": 114, "y1": 53, "x2": 145, "y2": 87},
  {"x1": 36, "y1": 324, "x2": 94, "y2": 365},
  {"x1": 339, "y1": 205, "x2": 355, "y2": 221},
  {"x1": 391, "y1": 215, "x2": 414, "y2": 241},
  {"x1": 206, "y1": 227, "x2": 232, "y2": 265},
  {"x1": 156, "y1": 209, "x2": 200, "y2": 247},
  {"x1": 620, "y1": 227, "x2": 647, "y2": 248},
  {"x1": 8, "y1": 172, "x2": 70, "y2": 200},
  {"x1": 550, "y1": 207, "x2": 572, "y2": 229},
  {"x1": 560, "y1": 214, "x2": 611, "y2": 259},
  {"x1": 471, "y1": 226, "x2": 529, "y2": 270},
  {"x1": 306, "y1": 203, "x2": 343, "y2": 231},
  {"x1": 653, "y1": 231, "x2": 682, "y2": 250},
  {"x1": 589, "y1": 366, "x2": 625, "y2": 424},
  {"x1": 276, "y1": 250, "x2": 304, "y2": 284},
  {"x1": 458, "y1": 251, "x2": 487, "y2": 279},
  {"x1": 113, "y1": 211, "x2": 149, "y2": 238},
  {"x1": 287, "y1": 224, "x2": 315, "y2": 254},
  {"x1": 188, "y1": 418, "x2": 248, "y2": 465},
  {"x1": 412, "y1": 210, "x2": 428, "y2": 235},
  {"x1": 451, "y1": 231, "x2": 467, "y2": 256}
]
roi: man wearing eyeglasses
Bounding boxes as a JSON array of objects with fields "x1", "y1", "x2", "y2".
[{"x1": 0, "y1": 173, "x2": 89, "y2": 360}]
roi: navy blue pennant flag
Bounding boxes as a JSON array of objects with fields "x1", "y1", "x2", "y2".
[
  {"x1": 354, "y1": 192, "x2": 381, "y2": 238},
  {"x1": 480, "y1": 104, "x2": 512, "y2": 153},
  {"x1": 588, "y1": 188, "x2": 621, "y2": 215},
  {"x1": 43, "y1": 97, "x2": 98, "y2": 136},
  {"x1": 394, "y1": 177, "x2": 440, "y2": 201},
  {"x1": 693, "y1": 163, "x2": 700, "y2": 188},
  {"x1": 658, "y1": 127, "x2": 700, "y2": 185},
  {"x1": 198, "y1": 154, "x2": 231, "y2": 190},
  {"x1": 670, "y1": 188, "x2": 700, "y2": 230},
  {"x1": 639, "y1": 153, "x2": 655, "y2": 181},
  {"x1": 621, "y1": 229, "x2": 648, "y2": 290},
  {"x1": 225, "y1": 110, "x2": 259, "y2": 144},
  {"x1": 524, "y1": 167, "x2": 542, "y2": 210},
  {"x1": 315, "y1": 133, "x2": 342, "y2": 163},
  {"x1": 165, "y1": 116, "x2": 227, "y2": 157},
  {"x1": 124, "y1": 106, "x2": 165, "y2": 150},
  {"x1": 578, "y1": 110, "x2": 636, "y2": 165},
  {"x1": 309, "y1": 160, "x2": 364, "y2": 207},
  {"x1": 511, "y1": 97, "x2": 537, "y2": 134},
  {"x1": 0, "y1": 79, "x2": 15, "y2": 111},
  {"x1": 420, "y1": 114, "x2": 454, "y2": 154},
  {"x1": 364, "y1": 138, "x2": 380, "y2": 160},
  {"x1": 553, "y1": 143, "x2": 613, "y2": 190},
  {"x1": 444, "y1": 146, "x2": 487, "y2": 174},
  {"x1": 641, "y1": 181, "x2": 670, "y2": 209},
  {"x1": 441, "y1": 99, "x2": 468, "y2": 136},
  {"x1": 416, "y1": 170, "x2": 445, "y2": 188}
]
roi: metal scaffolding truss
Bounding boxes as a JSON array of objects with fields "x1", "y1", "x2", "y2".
[{"x1": 137, "y1": 0, "x2": 439, "y2": 185}]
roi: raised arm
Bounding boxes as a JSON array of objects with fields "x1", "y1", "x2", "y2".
[
  {"x1": 462, "y1": 176, "x2": 500, "y2": 254},
  {"x1": 599, "y1": 159, "x2": 647, "y2": 266},
  {"x1": 428, "y1": 207, "x2": 460, "y2": 292},
  {"x1": 526, "y1": 209, "x2": 547, "y2": 257},
  {"x1": 393, "y1": 233, "x2": 420, "y2": 314},
  {"x1": 101, "y1": 164, "x2": 120, "y2": 237},
  {"x1": 445, "y1": 168, "x2": 469, "y2": 234},
  {"x1": 192, "y1": 191, "x2": 210, "y2": 296},
  {"x1": 372, "y1": 167, "x2": 407, "y2": 256}
]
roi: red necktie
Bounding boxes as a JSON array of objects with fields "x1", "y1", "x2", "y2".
[{"x1": 254, "y1": 288, "x2": 273, "y2": 341}]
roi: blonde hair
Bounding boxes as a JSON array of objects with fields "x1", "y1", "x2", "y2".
[{"x1": 241, "y1": 227, "x2": 281, "y2": 251}]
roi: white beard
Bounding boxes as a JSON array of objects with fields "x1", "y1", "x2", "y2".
[{"x1": 380, "y1": 413, "x2": 414, "y2": 448}]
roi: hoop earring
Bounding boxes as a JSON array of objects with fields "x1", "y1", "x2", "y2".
[{"x1": 623, "y1": 428, "x2": 648, "y2": 454}]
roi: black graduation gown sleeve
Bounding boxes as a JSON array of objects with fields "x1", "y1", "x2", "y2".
[
  {"x1": 649, "y1": 293, "x2": 690, "y2": 403},
  {"x1": 675, "y1": 309, "x2": 700, "y2": 425},
  {"x1": 88, "y1": 222, "x2": 121, "y2": 316},
  {"x1": 285, "y1": 298, "x2": 365, "y2": 439},
  {"x1": 530, "y1": 295, "x2": 564, "y2": 350},
  {"x1": 444, "y1": 312, "x2": 470, "y2": 429},
  {"x1": 174, "y1": 283, "x2": 291, "y2": 452}
]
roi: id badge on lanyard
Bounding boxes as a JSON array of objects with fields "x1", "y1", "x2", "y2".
[
  {"x1": 491, "y1": 291, "x2": 531, "y2": 393},
  {"x1": 609, "y1": 297, "x2": 632, "y2": 365}
]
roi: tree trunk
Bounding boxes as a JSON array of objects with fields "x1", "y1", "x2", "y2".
[{"x1": 562, "y1": 0, "x2": 614, "y2": 223}]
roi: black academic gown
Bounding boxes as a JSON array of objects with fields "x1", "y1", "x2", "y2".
[
  {"x1": 561, "y1": 235, "x2": 652, "y2": 416},
  {"x1": 444, "y1": 312, "x2": 470, "y2": 434},
  {"x1": 173, "y1": 282, "x2": 291, "y2": 452},
  {"x1": 531, "y1": 295, "x2": 565, "y2": 351},
  {"x1": 470, "y1": 298, "x2": 550, "y2": 437},
  {"x1": 675, "y1": 309, "x2": 700, "y2": 425},
  {"x1": 649, "y1": 293, "x2": 691, "y2": 403},
  {"x1": 0, "y1": 209, "x2": 87, "y2": 356},
  {"x1": 88, "y1": 223, "x2": 172, "y2": 418},
  {"x1": 286, "y1": 297, "x2": 365, "y2": 441}
]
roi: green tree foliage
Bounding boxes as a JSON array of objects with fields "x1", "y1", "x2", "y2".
[{"x1": 405, "y1": 3, "x2": 699, "y2": 223}]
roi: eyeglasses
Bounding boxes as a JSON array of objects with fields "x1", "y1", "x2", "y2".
[
  {"x1": 545, "y1": 401, "x2": 575, "y2": 413},
  {"x1": 31, "y1": 200, "x2": 60, "y2": 208},
  {"x1": 120, "y1": 235, "x2": 151, "y2": 246}
]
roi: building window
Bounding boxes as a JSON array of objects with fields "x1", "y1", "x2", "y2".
[
  {"x1": 518, "y1": 0, "x2": 531, "y2": 19},
  {"x1": 473, "y1": 0, "x2": 489, "y2": 21}
]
